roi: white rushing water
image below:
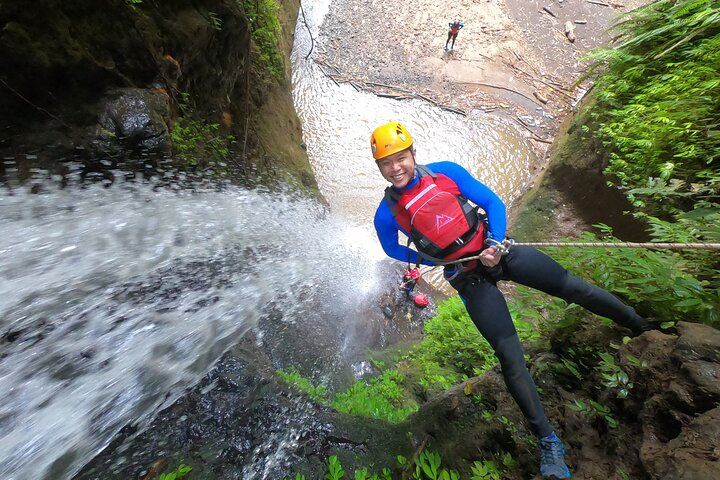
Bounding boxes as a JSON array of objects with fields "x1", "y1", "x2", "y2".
[{"x1": 0, "y1": 181, "x2": 384, "y2": 479}]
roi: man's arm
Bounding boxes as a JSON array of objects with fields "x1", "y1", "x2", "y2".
[
  {"x1": 374, "y1": 201, "x2": 435, "y2": 265},
  {"x1": 427, "y1": 161, "x2": 507, "y2": 240}
]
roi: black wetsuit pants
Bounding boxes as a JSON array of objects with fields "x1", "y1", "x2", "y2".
[{"x1": 447, "y1": 245, "x2": 647, "y2": 437}]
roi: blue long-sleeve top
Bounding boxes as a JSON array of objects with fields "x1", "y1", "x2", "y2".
[{"x1": 373, "y1": 161, "x2": 507, "y2": 265}]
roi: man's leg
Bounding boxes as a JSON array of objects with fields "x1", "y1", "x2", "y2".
[
  {"x1": 500, "y1": 246, "x2": 649, "y2": 335},
  {"x1": 449, "y1": 273, "x2": 553, "y2": 436},
  {"x1": 451, "y1": 33, "x2": 457, "y2": 49},
  {"x1": 446, "y1": 32, "x2": 452, "y2": 49},
  {"x1": 449, "y1": 268, "x2": 572, "y2": 478}
]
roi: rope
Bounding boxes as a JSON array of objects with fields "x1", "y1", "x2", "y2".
[
  {"x1": 433, "y1": 240, "x2": 720, "y2": 266},
  {"x1": 515, "y1": 241, "x2": 720, "y2": 250},
  {"x1": 299, "y1": 2, "x2": 314, "y2": 60}
]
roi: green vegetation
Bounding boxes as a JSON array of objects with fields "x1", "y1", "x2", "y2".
[
  {"x1": 241, "y1": 0, "x2": 285, "y2": 80},
  {"x1": 586, "y1": 0, "x2": 719, "y2": 215},
  {"x1": 171, "y1": 92, "x2": 235, "y2": 172},
  {"x1": 158, "y1": 463, "x2": 191, "y2": 480},
  {"x1": 207, "y1": 11, "x2": 222, "y2": 31},
  {"x1": 331, "y1": 369, "x2": 419, "y2": 422},
  {"x1": 277, "y1": 366, "x2": 419, "y2": 423},
  {"x1": 411, "y1": 450, "x2": 459, "y2": 480},
  {"x1": 470, "y1": 454, "x2": 514, "y2": 480},
  {"x1": 561, "y1": 0, "x2": 720, "y2": 328},
  {"x1": 281, "y1": 3, "x2": 719, "y2": 477},
  {"x1": 567, "y1": 398, "x2": 619, "y2": 429},
  {"x1": 278, "y1": 296, "x2": 542, "y2": 424},
  {"x1": 290, "y1": 451, "x2": 516, "y2": 480},
  {"x1": 542, "y1": 227, "x2": 719, "y2": 326},
  {"x1": 276, "y1": 367, "x2": 328, "y2": 403}
]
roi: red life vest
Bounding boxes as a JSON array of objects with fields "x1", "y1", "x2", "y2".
[{"x1": 385, "y1": 165, "x2": 486, "y2": 262}]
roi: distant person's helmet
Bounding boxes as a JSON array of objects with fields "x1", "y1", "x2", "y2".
[{"x1": 370, "y1": 122, "x2": 414, "y2": 160}]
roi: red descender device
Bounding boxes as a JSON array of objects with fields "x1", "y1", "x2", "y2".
[{"x1": 401, "y1": 267, "x2": 429, "y2": 308}]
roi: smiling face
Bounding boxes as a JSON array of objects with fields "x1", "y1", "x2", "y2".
[{"x1": 377, "y1": 148, "x2": 416, "y2": 188}]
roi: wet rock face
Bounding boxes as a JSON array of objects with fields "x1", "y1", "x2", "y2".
[
  {"x1": 73, "y1": 333, "x2": 413, "y2": 480},
  {"x1": 635, "y1": 323, "x2": 720, "y2": 479},
  {"x1": 550, "y1": 321, "x2": 720, "y2": 480},
  {"x1": 0, "y1": 0, "x2": 253, "y2": 182},
  {"x1": 95, "y1": 87, "x2": 172, "y2": 157}
]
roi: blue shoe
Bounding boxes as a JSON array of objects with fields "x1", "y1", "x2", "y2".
[{"x1": 539, "y1": 432, "x2": 571, "y2": 478}]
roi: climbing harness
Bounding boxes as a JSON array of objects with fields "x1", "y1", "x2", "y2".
[{"x1": 384, "y1": 165, "x2": 487, "y2": 262}]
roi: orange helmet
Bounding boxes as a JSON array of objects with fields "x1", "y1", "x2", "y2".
[{"x1": 370, "y1": 122, "x2": 414, "y2": 160}]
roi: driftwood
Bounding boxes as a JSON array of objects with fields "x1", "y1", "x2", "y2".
[
  {"x1": 441, "y1": 106, "x2": 467, "y2": 116},
  {"x1": 510, "y1": 63, "x2": 575, "y2": 100},
  {"x1": 542, "y1": 6, "x2": 557, "y2": 18},
  {"x1": 317, "y1": 63, "x2": 340, "y2": 87},
  {"x1": 565, "y1": 21, "x2": 576, "y2": 43},
  {"x1": 575, "y1": 20, "x2": 588, "y2": 24},
  {"x1": 514, "y1": 117, "x2": 553, "y2": 144},
  {"x1": 366, "y1": 81, "x2": 413, "y2": 95},
  {"x1": 376, "y1": 93, "x2": 403, "y2": 99},
  {"x1": 589, "y1": 0, "x2": 625, "y2": 6},
  {"x1": 459, "y1": 81, "x2": 543, "y2": 106},
  {"x1": 312, "y1": 59, "x2": 517, "y2": 116},
  {"x1": 415, "y1": 92, "x2": 439, "y2": 106},
  {"x1": 533, "y1": 91, "x2": 549, "y2": 104}
]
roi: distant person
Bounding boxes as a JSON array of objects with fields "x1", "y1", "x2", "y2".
[{"x1": 445, "y1": 20, "x2": 464, "y2": 50}]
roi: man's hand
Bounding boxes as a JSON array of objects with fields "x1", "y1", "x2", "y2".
[{"x1": 479, "y1": 246, "x2": 502, "y2": 267}]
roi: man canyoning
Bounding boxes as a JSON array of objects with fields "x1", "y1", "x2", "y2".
[{"x1": 370, "y1": 121, "x2": 656, "y2": 479}]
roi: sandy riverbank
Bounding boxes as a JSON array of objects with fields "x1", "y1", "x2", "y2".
[{"x1": 315, "y1": 0, "x2": 649, "y2": 145}]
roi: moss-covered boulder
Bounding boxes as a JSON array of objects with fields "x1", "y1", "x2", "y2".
[{"x1": 0, "y1": 0, "x2": 316, "y2": 192}]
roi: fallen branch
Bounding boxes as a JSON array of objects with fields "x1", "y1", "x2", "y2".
[
  {"x1": 403, "y1": 435, "x2": 430, "y2": 479},
  {"x1": 316, "y1": 63, "x2": 340, "y2": 87},
  {"x1": 587, "y1": 0, "x2": 610, "y2": 6},
  {"x1": 514, "y1": 117, "x2": 552, "y2": 143},
  {"x1": 510, "y1": 63, "x2": 575, "y2": 100},
  {"x1": 565, "y1": 21, "x2": 576, "y2": 43},
  {"x1": 441, "y1": 106, "x2": 467, "y2": 116},
  {"x1": 415, "y1": 92, "x2": 439, "y2": 106},
  {"x1": 543, "y1": 6, "x2": 557, "y2": 17},
  {"x1": 376, "y1": 93, "x2": 404, "y2": 99},
  {"x1": 459, "y1": 81, "x2": 543, "y2": 106},
  {"x1": 366, "y1": 81, "x2": 414, "y2": 95},
  {"x1": 0, "y1": 78, "x2": 70, "y2": 129},
  {"x1": 533, "y1": 91, "x2": 549, "y2": 104},
  {"x1": 299, "y1": 2, "x2": 314, "y2": 60}
]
